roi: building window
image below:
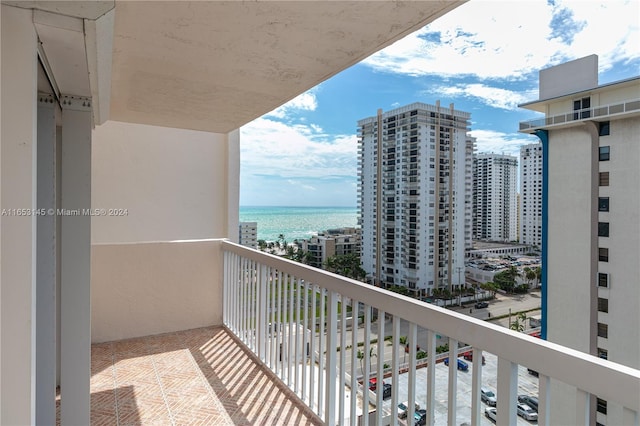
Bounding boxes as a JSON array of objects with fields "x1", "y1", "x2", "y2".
[
  {"x1": 597, "y1": 348, "x2": 608, "y2": 360},
  {"x1": 597, "y1": 398, "x2": 607, "y2": 415},
  {"x1": 598, "y1": 197, "x2": 609, "y2": 212},
  {"x1": 599, "y1": 121, "x2": 610, "y2": 136},
  {"x1": 597, "y1": 323, "x2": 608, "y2": 339},
  {"x1": 598, "y1": 297, "x2": 609, "y2": 313},
  {"x1": 599, "y1": 247, "x2": 608, "y2": 262},
  {"x1": 599, "y1": 146, "x2": 610, "y2": 161},
  {"x1": 599, "y1": 172, "x2": 609, "y2": 186},
  {"x1": 573, "y1": 97, "x2": 591, "y2": 119},
  {"x1": 598, "y1": 222, "x2": 609, "y2": 237},
  {"x1": 598, "y1": 273, "x2": 609, "y2": 288}
]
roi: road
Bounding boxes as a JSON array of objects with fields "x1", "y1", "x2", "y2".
[{"x1": 323, "y1": 290, "x2": 542, "y2": 377}]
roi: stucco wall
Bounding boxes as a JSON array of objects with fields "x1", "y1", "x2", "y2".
[
  {"x1": 91, "y1": 120, "x2": 235, "y2": 244},
  {"x1": 91, "y1": 240, "x2": 223, "y2": 343}
]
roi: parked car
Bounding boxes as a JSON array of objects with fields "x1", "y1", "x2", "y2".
[
  {"x1": 368, "y1": 378, "x2": 378, "y2": 390},
  {"x1": 481, "y1": 387, "x2": 497, "y2": 406},
  {"x1": 517, "y1": 403, "x2": 538, "y2": 421},
  {"x1": 413, "y1": 409, "x2": 427, "y2": 426},
  {"x1": 484, "y1": 407, "x2": 497, "y2": 423},
  {"x1": 381, "y1": 383, "x2": 392, "y2": 400},
  {"x1": 398, "y1": 401, "x2": 420, "y2": 419},
  {"x1": 444, "y1": 357, "x2": 469, "y2": 371},
  {"x1": 475, "y1": 301, "x2": 489, "y2": 309},
  {"x1": 462, "y1": 351, "x2": 486, "y2": 365},
  {"x1": 518, "y1": 395, "x2": 539, "y2": 412}
]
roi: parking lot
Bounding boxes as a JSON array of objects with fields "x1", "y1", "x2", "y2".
[{"x1": 379, "y1": 352, "x2": 540, "y2": 425}]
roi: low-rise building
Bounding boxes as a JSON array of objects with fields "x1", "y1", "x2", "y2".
[
  {"x1": 300, "y1": 227, "x2": 361, "y2": 269},
  {"x1": 238, "y1": 222, "x2": 258, "y2": 249}
]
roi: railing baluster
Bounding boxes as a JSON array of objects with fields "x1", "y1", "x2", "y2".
[
  {"x1": 310, "y1": 283, "x2": 317, "y2": 413},
  {"x1": 391, "y1": 316, "x2": 400, "y2": 426},
  {"x1": 471, "y1": 347, "x2": 482, "y2": 426},
  {"x1": 375, "y1": 310, "x2": 385, "y2": 425},
  {"x1": 496, "y1": 357, "x2": 518, "y2": 425},
  {"x1": 426, "y1": 329, "x2": 436, "y2": 426},
  {"x1": 288, "y1": 273, "x2": 295, "y2": 387},
  {"x1": 258, "y1": 263, "x2": 267, "y2": 361},
  {"x1": 325, "y1": 290, "x2": 338, "y2": 426},
  {"x1": 350, "y1": 300, "x2": 358, "y2": 426},
  {"x1": 294, "y1": 278, "x2": 301, "y2": 395},
  {"x1": 302, "y1": 280, "x2": 310, "y2": 404},
  {"x1": 575, "y1": 388, "x2": 591, "y2": 426},
  {"x1": 408, "y1": 323, "x2": 417, "y2": 426},
  {"x1": 267, "y1": 268, "x2": 278, "y2": 371},
  {"x1": 539, "y1": 373, "x2": 550, "y2": 426},
  {"x1": 319, "y1": 288, "x2": 325, "y2": 417},
  {"x1": 282, "y1": 272, "x2": 289, "y2": 382},
  {"x1": 251, "y1": 260, "x2": 257, "y2": 351},
  {"x1": 240, "y1": 257, "x2": 246, "y2": 344},
  {"x1": 339, "y1": 295, "x2": 347, "y2": 425},
  {"x1": 447, "y1": 338, "x2": 458, "y2": 426},
  {"x1": 276, "y1": 270, "x2": 282, "y2": 376},
  {"x1": 363, "y1": 304, "x2": 371, "y2": 426}
]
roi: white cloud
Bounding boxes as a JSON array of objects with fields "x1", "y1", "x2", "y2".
[
  {"x1": 240, "y1": 118, "x2": 357, "y2": 179},
  {"x1": 266, "y1": 90, "x2": 318, "y2": 119},
  {"x1": 470, "y1": 129, "x2": 540, "y2": 158},
  {"x1": 362, "y1": 0, "x2": 639, "y2": 80},
  {"x1": 432, "y1": 84, "x2": 538, "y2": 110}
]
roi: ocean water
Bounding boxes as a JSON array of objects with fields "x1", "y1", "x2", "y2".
[{"x1": 239, "y1": 206, "x2": 358, "y2": 242}]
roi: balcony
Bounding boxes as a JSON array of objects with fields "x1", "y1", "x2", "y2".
[
  {"x1": 519, "y1": 98, "x2": 640, "y2": 132},
  {"x1": 83, "y1": 239, "x2": 640, "y2": 425}
]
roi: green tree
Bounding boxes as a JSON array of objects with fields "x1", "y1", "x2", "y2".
[
  {"x1": 257, "y1": 239, "x2": 267, "y2": 251},
  {"x1": 399, "y1": 336, "x2": 408, "y2": 363},
  {"x1": 480, "y1": 281, "x2": 499, "y2": 298},
  {"x1": 324, "y1": 253, "x2": 366, "y2": 280},
  {"x1": 510, "y1": 312, "x2": 527, "y2": 332}
]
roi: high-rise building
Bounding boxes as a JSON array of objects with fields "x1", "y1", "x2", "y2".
[
  {"x1": 238, "y1": 222, "x2": 258, "y2": 249},
  {"x1": 519, "y1": 143, "x2": 543, "y2": 247},
  {"x1": 357, "y1": 102, "x2": 472, "y2": 296},
  {"x1": 473, "y1": 153, "x2": 518, "y2": 242},
  {"x1": 519, "y1": 55, "x2": 640, "y2": 426}
]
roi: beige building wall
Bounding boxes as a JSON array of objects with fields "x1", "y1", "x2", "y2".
[
  {"x1": 91, "y1": 120, "x2": 239, "y2": 244},
  {"x1": 91, "y1": 239, "x2": 224, "y2": 343}
]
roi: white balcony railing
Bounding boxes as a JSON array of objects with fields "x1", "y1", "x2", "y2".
[
  {"x1": 222, "y1": 241, "x2": 640, "y2": 426},
  {"x1": 519, "y1": 99, "x2": 640, "y2": 131}
]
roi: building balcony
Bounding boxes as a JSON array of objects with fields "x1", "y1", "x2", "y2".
[
  {"x1": 519, "y1": 98, "x2": 640, "y2": 132},
  {"x1": 86, "y1": 239, "x2": 639, "y2": 426}
]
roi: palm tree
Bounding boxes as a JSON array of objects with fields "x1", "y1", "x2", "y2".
[
  {"x1": 357, "y1": 350, "x2": 364, "y2": 375},
  {"x1": 399, "y1": 336, "x2": 408, "y2": 363}
]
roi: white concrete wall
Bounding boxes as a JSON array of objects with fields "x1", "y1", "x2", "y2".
[
  {"x1": 1, "y1": 5, "x2": 38, "y2": 424},
  {"x1": 91, "y1": 239, "x2": 223, "y2": 343},
  {"x1": 91, "y1": 121, "x2": 237, "y2": 244}
]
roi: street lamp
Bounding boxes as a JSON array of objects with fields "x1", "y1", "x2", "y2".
[{"x1": 455, "y1": 266, "x2": 464, "y2": 306}]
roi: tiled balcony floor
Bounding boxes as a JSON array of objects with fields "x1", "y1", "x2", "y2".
[{"x1": 73, "y1": 326, "x2": 322, "y2": 425}]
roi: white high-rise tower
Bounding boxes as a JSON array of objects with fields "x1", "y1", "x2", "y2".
[{"x1": 357, "y1": 102, "x2": 473, "y2": 297}]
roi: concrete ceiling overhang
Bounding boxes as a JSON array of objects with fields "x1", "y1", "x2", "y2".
[{"x1": 110, "y1": 1, "x2": 466, "y2": 134}]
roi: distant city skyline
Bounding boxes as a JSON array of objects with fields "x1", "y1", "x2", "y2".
[{"x1": 240, "y1": 0, "x2": 639, "y2": 207}]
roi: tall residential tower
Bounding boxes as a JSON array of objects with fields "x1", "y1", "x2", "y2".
[
  {"x1": 519, "y1": 143, "x2": 543, "y2": 247},
  {"x1": 519, "y1": 55, "x2": 640, "y2": 426},
  {"x1": 357, "y1": 102, "x2": 473, "y2": 296},
  {"x1": 473, "y1": 153, "x2": 518, "y2": 242}
]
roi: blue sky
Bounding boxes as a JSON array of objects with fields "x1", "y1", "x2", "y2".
[{"x1": 240, "y1": 0, "x2": 640, "y2": 207}]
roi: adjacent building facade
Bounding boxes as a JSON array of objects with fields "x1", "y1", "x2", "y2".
[
  {"x1": 519, "y1": 55, "x2": 640, "y2": 426},
  {"x1": 473, "y1": 153, "x2": 518, "y2": 242},
  {"x1": 519, "y1": 143, "x2": 543, "y2": 247},
  {"x1": 300, "y1": 227, "x2": 361, "y2": 269},
  {"x1": 357, "y1": 102, "x2": 473, "y2": 296},
  {"x1": 238, "y1": 222, "x2": 258, "y2": 249}
]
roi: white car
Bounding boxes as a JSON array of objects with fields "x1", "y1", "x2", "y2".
[
  {"x1": 484, "y1": 407, "x2": 497, "y2": 423},
  {"x1": 397, "y1": 401, "x2": 420, "y2": 419},
  {"x1": 517, "y1": 403, "x2": 538, "y2": 421},
  {"x1": 481, "y1": 387, "x2": 497, "y2": 406}
]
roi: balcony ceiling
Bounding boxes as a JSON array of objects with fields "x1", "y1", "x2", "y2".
[{"x1": 108, "y1": 1, "x2": 465, "y2": 133}]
